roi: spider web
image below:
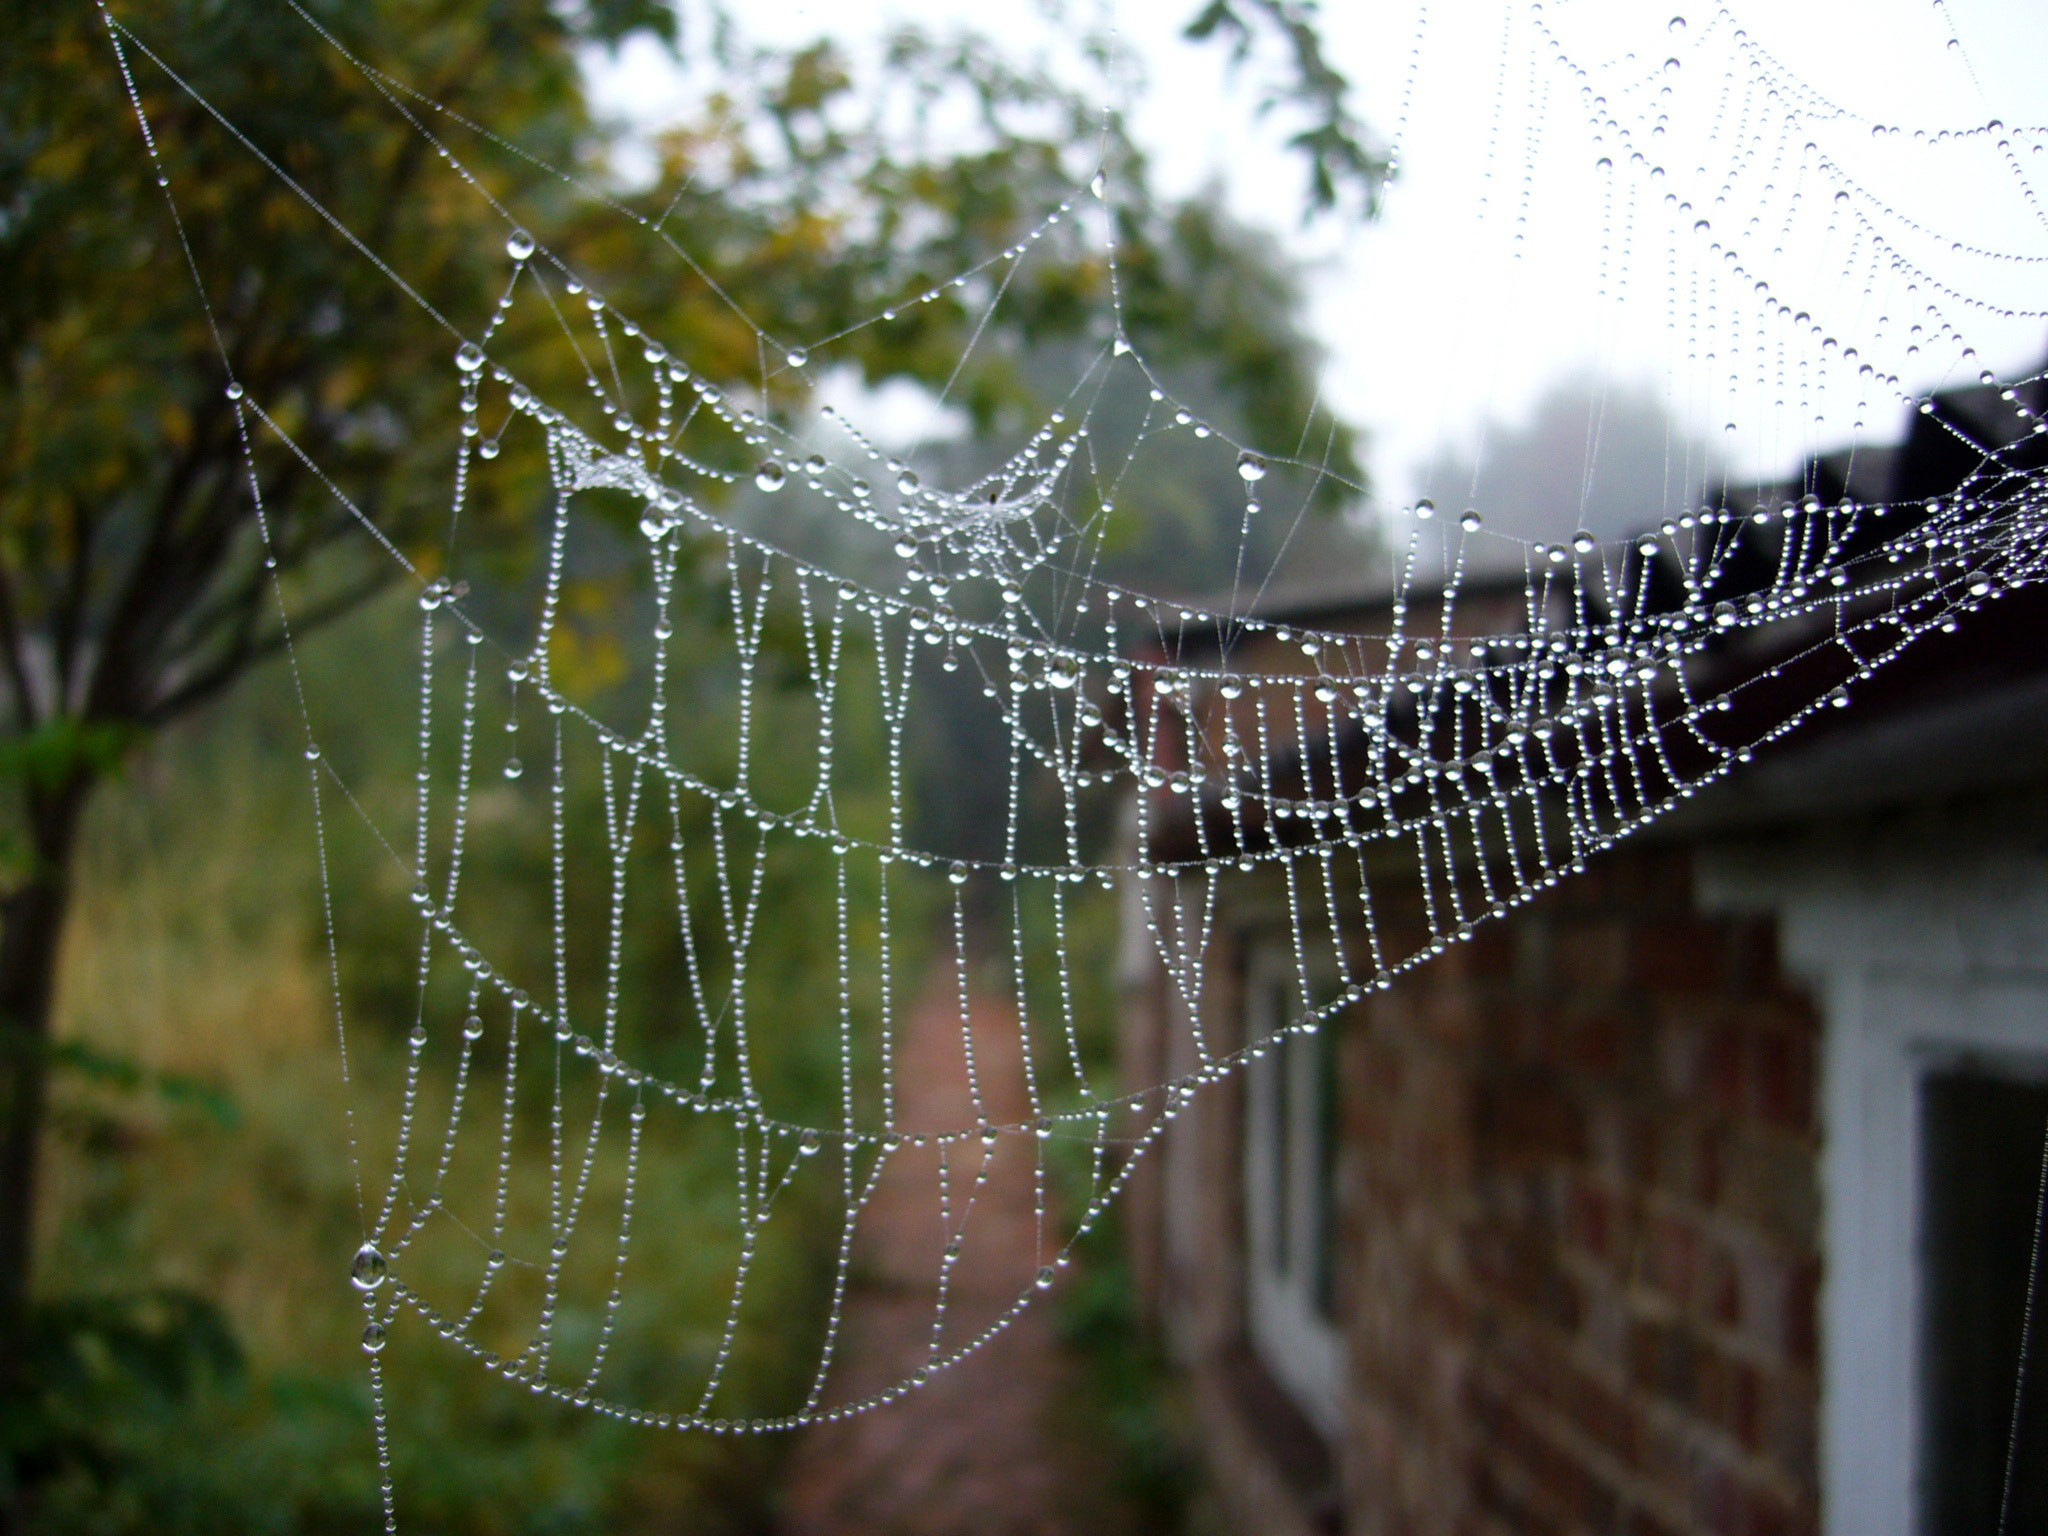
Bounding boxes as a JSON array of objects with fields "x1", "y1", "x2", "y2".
[{"x1": 92, "y1": 0, "x2": 2048, "y2": 1527}]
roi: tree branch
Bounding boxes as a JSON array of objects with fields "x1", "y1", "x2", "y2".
[
  {"x1": 142, "y1": 564, "x2": 391, "y2": 728},
  {"x1": 0, "y1": 555, "x2": 41, "y2": 735}
]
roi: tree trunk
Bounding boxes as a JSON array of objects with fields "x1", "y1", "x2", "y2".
[{"x1": 0, "y1": 772, "x2": 91, "y2": 1337}]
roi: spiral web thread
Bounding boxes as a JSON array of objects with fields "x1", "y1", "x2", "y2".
[{"x1": 96, "y1": 0, "x2": 2048, "y2": 1524}]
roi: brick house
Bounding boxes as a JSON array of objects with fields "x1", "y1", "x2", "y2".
[{"x1": 1115, "y1": 376, "x2": 2048, "y2": 1536}]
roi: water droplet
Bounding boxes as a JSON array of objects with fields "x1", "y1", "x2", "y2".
[
  {"x1": 464, "y1": 1013, "x2": 485, "y2": 1040},
  {"x1": 1668, "y1": 14, "x2": 1686, "y2": 31},
  {"x1": 1112, "y1": 335, "x2": 1132, "y2": 356},
  {"x1": 506, "y1": 755, "x2": 525, "y2": 783},
  {"x1": 1415, "y1": 498, "x2": 1435, "y2": 520},
  {"x1": 224, "y1": 381, "x2": 244, "y2": 401},
  {"x1": 1237, "y1": 452, "x2": 1268, "y2": 483},
  {"x1": 1713, "y1": 600, "x2": 1738, "y2": 628},
  {"x1": 1036, "y1": 1266, "x2": 1056, "y2": 1290},
  {"x1": 1090, "y1": 170, "x2": 1106, "y2": 198},
  {"x1": 799, "y1": 1128, "x2": 822, "y2": 1156},
  {"x1": 786, "y1": 348, "x2": 808, "y2": 369},
  {"x1": 409, "y1": 1024, "x2": 428, "y2": 1051},
  {"x1": 1460, "y1": 510, "x2": 1483, "y2": 533},
  {"x1": 1826, "y1": 686, "x2": 1851, "y2": 709},
  {"x1": 351, "y1": 1244, "x2": 388, "y2": 1291},
  {"x1": 897, "y1": 469, "x2": 921, "y2": 496},
  {"x1": 505, "y1": 229, "x2": 535, "y2": 262},
  {"x1": 477, "y1": 439, "x2": 500, "y2": 460},
  {"x1": 755, "y1": 460, "x2": 787, "y2": 493},
  {"x1": 948, "y1": 861, "x2": 970, "y2": 886},
  {"x1": 1663, "y1": 56, "x2": 1681, "y2": 73},
  {"x1": 1573, "y1": 531, "x2": 1596, "y2": 554},
  {"x1": 455, "y1": 341, "x2": 486, "y2": 373},
  {"x1": 361, "y1": 1322, "x2": 387, "y2": 1353}
]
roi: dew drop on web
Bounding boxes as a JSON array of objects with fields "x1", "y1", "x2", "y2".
[{"x1": 351, "y1": 1244, "x2": 387, "y2": 1292}]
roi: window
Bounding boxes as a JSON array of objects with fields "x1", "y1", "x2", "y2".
[
  {"x1": 1242, "y1": 942, "x2": 1343, "y2": 1440},
  {"x1": 1699, "y1": 842, "x2": 2048, "y2": 1536},
  {"x1": 1919, "y1": 1064, "x2": 2048, "y2": 1536},
  {"x1": 1812, "y1": 974, "x2": 2048, "y2": 1536}
]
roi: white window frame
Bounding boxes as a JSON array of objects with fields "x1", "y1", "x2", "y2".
[
  {"x1": 1820, "y1": 972, "x2": 2048, "y2": 1536},
  {"x1": 1242, "y1": 939, "x2": 1344, "y2": 1440},
  {"x1": 1701, "y1": 844, "x2": 2048, "y2": 1536}
]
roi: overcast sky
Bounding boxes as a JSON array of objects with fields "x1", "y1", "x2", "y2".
[{"x1": 588, "y1": 0, "x2": 2048, "y2": 537}]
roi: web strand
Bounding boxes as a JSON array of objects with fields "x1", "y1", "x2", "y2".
[{"x1": 100, "y1": 0, "x2": 2048, "y2": 1509}]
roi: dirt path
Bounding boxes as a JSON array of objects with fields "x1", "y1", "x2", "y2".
[{"x1": 775, "y1": 955, "x2": 1133, "y2": 1536}]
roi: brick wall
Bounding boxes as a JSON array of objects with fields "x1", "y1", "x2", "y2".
[
  {"x1": 1344, "y1": 839, "x2": 1820, "y2": 1536},
  {"x1": 1126, "y1": 836, "x2": 1823, "y2": 1536}
]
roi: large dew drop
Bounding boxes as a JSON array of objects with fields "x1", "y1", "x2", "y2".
[
  {"x1": 455, "y1": 341, "x2": 485, "y2": 374},
  {"x1": 755, "y1": 460, "x2": 787, "y2": 493},
  {"x1": 1236, "y1": 452, "x2": 1268, "y2": 483},
  {"x1": 351, "y1": 1243, "x2": 388, "y2": 1292},
  {"x1": 505, "y1": 229, "x2": 535, "y2": 262}
]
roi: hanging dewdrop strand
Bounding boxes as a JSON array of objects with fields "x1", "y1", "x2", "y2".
[{"x1": 504, "y1": 655, "x2": 525, "y2": 780}]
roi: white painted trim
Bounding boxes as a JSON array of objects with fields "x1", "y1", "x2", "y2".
[
  {"x1": 1243, "y1": 940, "x2": 1345, "y2": 1441},
  {"x1": 1821, "y1": 971, "x2": 2048, "y2": 1536},
  {"x1": 1699, "y1": 839, "x2": 2048, "y2": 1536}
]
